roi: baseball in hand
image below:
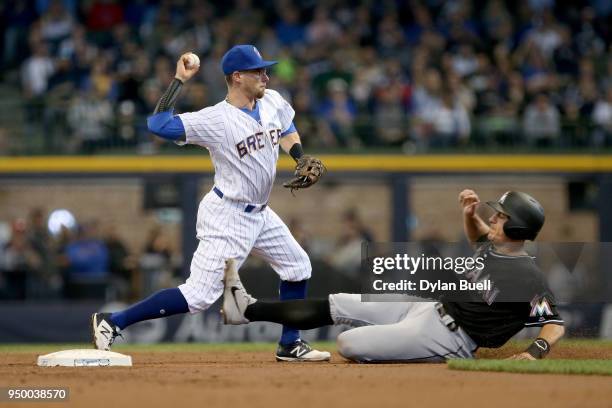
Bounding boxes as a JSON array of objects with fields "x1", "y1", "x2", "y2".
[{"x1": 184, "y1": 53, "x2": 200, "y2": 69}]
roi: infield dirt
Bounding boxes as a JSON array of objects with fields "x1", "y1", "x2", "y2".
[{"x1": 1, "y1": 343, "x2": 611, "y2": 408}]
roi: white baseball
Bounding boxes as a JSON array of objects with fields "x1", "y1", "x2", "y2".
[{"x1": 185, "y1": 53, "x2": 200, "y2": 69}]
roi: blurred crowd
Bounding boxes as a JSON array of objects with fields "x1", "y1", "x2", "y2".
[
  {"x1": 0, "y1": 0, "x2": 611, "y2": 154},
  {"x1": 0, "y1": 206, "x2": 375, "y2": 300},
  {"x1": 1, "y1": 205, "x2": 596, "y2": 302},
  {"x1": 0, "y1": 208, "x2": 183, "y2": 301}
]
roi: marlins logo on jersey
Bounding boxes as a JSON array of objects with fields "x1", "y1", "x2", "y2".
[{"x1": 530, "y1": 295, "x2": 553, "y2": 320}]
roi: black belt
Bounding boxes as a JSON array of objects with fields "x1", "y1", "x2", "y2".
[
  {"x1": 213, "y1": 186, "x2": 267, "y2": 213},
  {"x1": 435, "y1": 303, "x2": 458, "y2": 331}
]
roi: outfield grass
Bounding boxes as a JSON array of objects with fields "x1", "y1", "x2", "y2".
[{"x1": 448, "y1": 359, "x2": 612, "y2": 376}]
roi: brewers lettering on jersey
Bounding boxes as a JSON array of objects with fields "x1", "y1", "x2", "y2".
[
  {"x1": 177, "y1": 88, "x2": 292, "y2": 204},
  {"x1": 91, "y1": 45, "x2": 330, "y2": 362},
  {"x1": 221, "y1": 190, "x2": 565, "y2": 363}
]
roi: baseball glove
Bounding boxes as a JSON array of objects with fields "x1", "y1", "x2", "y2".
[{"x1": 283, "y1": 155, "x2": 326, "y2": 193}]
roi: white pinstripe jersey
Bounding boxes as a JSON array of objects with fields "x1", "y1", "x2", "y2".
[{"x1": 178, "y1": 89, "x2": 295, "y2": 205}]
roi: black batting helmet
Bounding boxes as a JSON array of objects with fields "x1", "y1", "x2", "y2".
[{"x1": 486, "y1": 191, "x2": 545, "y2": 241}]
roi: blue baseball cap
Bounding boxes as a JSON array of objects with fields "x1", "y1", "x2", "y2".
[{"x1": 221, "y1": 45, "x2": 277, "y2": 75}]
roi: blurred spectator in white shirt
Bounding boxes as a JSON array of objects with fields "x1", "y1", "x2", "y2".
[
  {"x1": 427, "y1": 92, "x2": 471, "y2": 148},
  {"x1": 592, "y1": 87, "x2": 612, "y2": 146},
  {"x1": 21, "y1": 42, "x2": 55, "y2": 97},
  {"x1": 523, "y1": 93, "x2": 561, "y2": 146}
]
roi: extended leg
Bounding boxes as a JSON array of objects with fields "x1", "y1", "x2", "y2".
[
  {"x1": 245, "y1": 299, "x2": 334, "y2": 329},
  {"x1": 110, "y1": 288, "x2": 189, "y2": 330},
  {"x1": 244, "y1": 293, "x2": 416, "y2": 330},
  {"x1": 91, "y1": 288, "x2": 189, "y2": 350},
  {"x1": 93, "y1": 193, "x2": 262, "y2": 351}
]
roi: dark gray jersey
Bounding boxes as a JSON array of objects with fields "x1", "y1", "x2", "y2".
[{"x1": 443, "y1": 240, "x2": 564, "y2": 348}]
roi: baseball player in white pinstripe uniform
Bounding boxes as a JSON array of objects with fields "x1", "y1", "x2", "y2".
[{"x1": 91, "y1": 45, "x2": 330, "y2": 362}]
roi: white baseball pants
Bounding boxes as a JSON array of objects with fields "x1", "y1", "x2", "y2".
[
  {"x1": 179, "y1": 190, "x2": 311, "y2": 312},
  {"x1": 330, "y1": 294, "x2": 477, "y2": 362}
]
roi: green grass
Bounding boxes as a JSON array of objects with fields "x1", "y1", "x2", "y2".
[
  {"x1": 0, "y1": 341, "x2": 337, "y2": 354},
  {"x1": 448, "y1": 359, "x2": 612, "y2": 376},
  {"x1": 0, "y1": 339, "x2": 610, "y2": 354}
]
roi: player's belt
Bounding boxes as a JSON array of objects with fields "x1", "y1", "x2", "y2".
[
  {"x1": 213, "y1": 186, "x2": 267, "y2": 213},
  {"x1": 435, "y1": 303, "x2": 458, "y2": 331}
]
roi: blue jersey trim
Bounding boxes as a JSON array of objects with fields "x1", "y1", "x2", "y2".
[
  {"x1": 280, "y1": 122, "x2": 297, "y2": 137},
  {"x1": 239, "y1": 102, "x2": 262, "y2": 124},
  {"x1": 147, "y1": 111, "x2": 185, "y2": 141},
  {"x1": 238, "y1": 101, "x2": 297, "y2": 136}
]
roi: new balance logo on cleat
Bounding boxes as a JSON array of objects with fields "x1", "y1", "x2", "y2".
[
  {"x1": 291, "y1": 344, "x2": 310, "y2": 358},
  {"x1": 275, "y1": 339, "x2": 331, "y2": 362}
]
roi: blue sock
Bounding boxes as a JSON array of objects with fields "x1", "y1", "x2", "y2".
[
  {"x1": 279, "y1": 279, "x2": 307, "y2": 345},
  {"x1": 110, "y1": 288, "x2": 189, "y2": 330}
]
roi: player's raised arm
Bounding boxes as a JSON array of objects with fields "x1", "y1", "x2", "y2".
[
  {"x1": 507, "y1": 323, "x2": 565, "y2": 360},
  {"x1": 279, "y1": 132, "x2": 326, "y2": 193},
  {"x1": 459, "y1": 189, "x2": 490, "y2": 243},
  {"x1": 147, "y1": 52, "x2": 201, "y2": 141}
]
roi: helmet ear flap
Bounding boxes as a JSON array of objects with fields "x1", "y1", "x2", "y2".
[
  {"x1": 491, "y1": 191, "x2": 544, "y2": 241},
  {"x1": 503, "y1": 222, "x2": 535, "y2": 241}
]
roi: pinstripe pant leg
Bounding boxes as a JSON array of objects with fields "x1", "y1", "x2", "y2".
[
  {"x1": 178, "y1": 194, "x2": 263, "y2": 313},
  {"x1": 251, "y1": 207, "x2": 312, "y2": 282}
]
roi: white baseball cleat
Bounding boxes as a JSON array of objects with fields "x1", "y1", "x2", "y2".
[
  {"x1": 91, "y1": 313, "x2": 122, "y2": 351},
  {"x1": 275, "y1": 339, "x2": 331, "y2": 362},
  {"x1": 222, "y1": 259, "x2": 257, "y2": 324}
]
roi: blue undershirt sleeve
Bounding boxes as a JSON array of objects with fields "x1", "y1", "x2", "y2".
[
  {"x1": 147, "y1": 111, "x2": 186, "y2": 141},
  {"x1": 280, "y1": 122, "x2": 297, "y2": 137}
]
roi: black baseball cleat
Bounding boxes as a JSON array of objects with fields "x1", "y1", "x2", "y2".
[
  {"x1": 91, "y1": 313, "x2": 122, "y2": 351},
  {"x1": 275, "y1": 339, "x2": 331, "y2": 362}
]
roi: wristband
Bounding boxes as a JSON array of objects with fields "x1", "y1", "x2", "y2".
[
  {"x1": 289, "y1": 143, "x2": 304, "y2": 162},
  {"x1": 526, "y1": 338, "x2": 550, "y2": 359}
]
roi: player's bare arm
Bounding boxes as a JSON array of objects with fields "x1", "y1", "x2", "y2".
[
  {"x1": 459, "y1": 189, "x2": 490, "y2": 243},
  {"x1": 507, "y1": 323, "x2": 565, "y2": 360},
  {"x1": 279, "y1": 131, "x2": 301, "y2": 153}
]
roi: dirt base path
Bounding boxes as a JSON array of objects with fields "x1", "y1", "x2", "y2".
[{"x1": 2, "y1": 345, "x2": 611, "y2": 408}]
